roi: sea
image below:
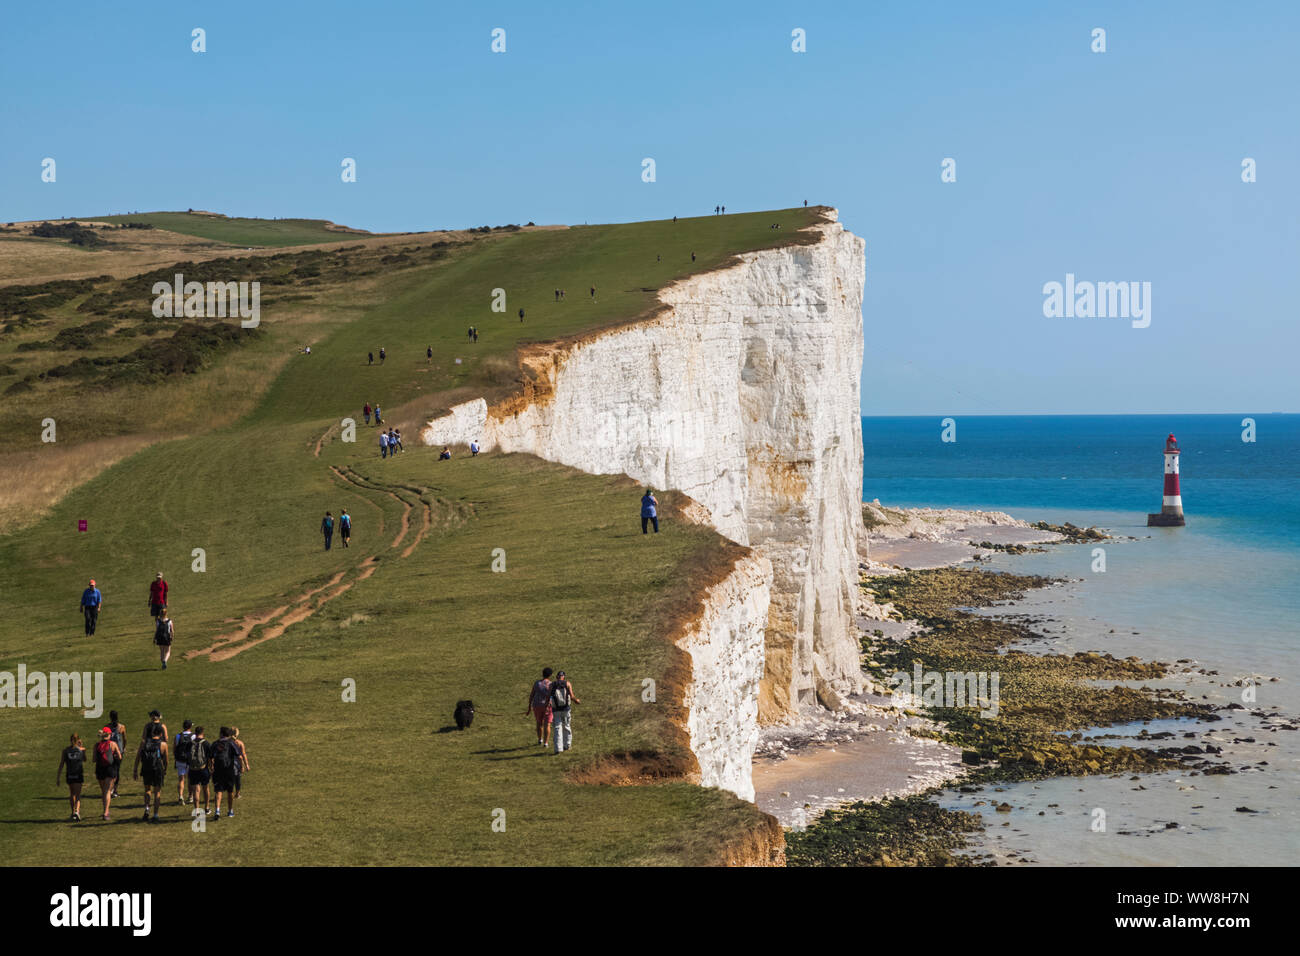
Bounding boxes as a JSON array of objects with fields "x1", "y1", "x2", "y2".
[{"x1": 860, "y1": 414, "x2": 1300, "y2": 866}]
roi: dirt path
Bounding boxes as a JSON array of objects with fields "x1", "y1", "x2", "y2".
[{"x1": 190, "y1": 468, "x2": 444, "y2": 661}]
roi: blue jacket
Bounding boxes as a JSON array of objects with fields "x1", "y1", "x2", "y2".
[
  {"x1": 81, "y1": 587, "x2": 102, "y2": 607},
  {"x1": 641, "y1": 495, "x2": 657, "y2": 518}
]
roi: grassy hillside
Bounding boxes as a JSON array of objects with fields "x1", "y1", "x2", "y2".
[
  {"x1": 0, "y1": 206, "x2": 826, "y2": 864},
  {"x1": 91, "y1": 212, "x2": 379, "y2": 248}
]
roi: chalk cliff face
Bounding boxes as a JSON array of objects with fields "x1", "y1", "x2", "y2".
[
  {"x1": 423, "y1": 212, "x2": 866, "y2": 792},
  {"x1": 676, "y1": 552, "x2": 772, "y2": 801}
]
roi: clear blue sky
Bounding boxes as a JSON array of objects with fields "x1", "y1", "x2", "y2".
[{"x1": 2, "y1": 1, "x2": 1295, "y2": 414}]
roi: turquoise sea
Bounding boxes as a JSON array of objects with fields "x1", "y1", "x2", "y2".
[{"x1": 861, "y1": 414, "x2": 1300, "y2": 865}]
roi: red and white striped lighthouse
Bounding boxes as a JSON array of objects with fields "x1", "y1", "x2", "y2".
[{"x1": 1147, "y1": 432, "x2": 1186, "y2": 527}]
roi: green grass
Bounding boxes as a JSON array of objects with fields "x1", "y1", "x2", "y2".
[
  {"x1": 89, "y1": 212, "x2": 379, "y2": 248},
  {"x1": 0, "y1": 206, "x2": 826, "y2": 865}
]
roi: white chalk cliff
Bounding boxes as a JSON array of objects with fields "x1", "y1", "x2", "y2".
[{"x1": 423, "y1": 211, "x2": 866, "y2": 799}]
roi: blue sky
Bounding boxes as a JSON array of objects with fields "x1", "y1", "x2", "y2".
[{"x1": 2, "y1": 1, "x2": 1296, "y2": 414}]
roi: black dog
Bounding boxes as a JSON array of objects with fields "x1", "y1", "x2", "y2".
[{"x1": 454, "y1": 700, "x2": 475, "y2": 730}]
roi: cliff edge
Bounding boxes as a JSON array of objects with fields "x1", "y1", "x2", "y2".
[{"x1": 423, "y1": 210, "x2": 867, "y2": 796}]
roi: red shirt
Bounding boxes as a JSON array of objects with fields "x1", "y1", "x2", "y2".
[{"x1": 150, "y1": 580, "x2": 168, "y2": 605}]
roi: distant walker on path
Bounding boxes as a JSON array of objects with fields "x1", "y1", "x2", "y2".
[
  {"x1": 80, "y1": 579, "x2": 102, "y2": 636},
  {"x1": 321, "y1": 512, "x2": 335, "y2": 551},
  {"x1": 641, "y1": 490, "x2": 659, "y2": 534}
]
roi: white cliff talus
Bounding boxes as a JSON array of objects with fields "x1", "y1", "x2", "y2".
[
  {"x1": 676, "y1": 552, "x2": 773, "y2": 801},
  {"x1": 423, "y1": 212, "x2": 866, "y2": 733}
]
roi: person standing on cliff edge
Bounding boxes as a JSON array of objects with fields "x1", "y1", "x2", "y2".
[{"x1": 641, "y1": 490, "x2": 659, "y2": 534}]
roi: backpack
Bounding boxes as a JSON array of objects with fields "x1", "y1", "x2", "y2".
[
  {"x1": 154, "y1": 618, "x2": 171, "y2": 644},
  {"x1": 174, "y1": 732, "x2": 193, "y2": 765},
  {"x1": 213, "y1": 738, "x2": 237, "y2": 772},
  {"x1": 141, "y1": 738, "x2": 164, "y2": 775},
  {"x1": 530, "y1": 680, "x2": 551, "y2": 707},
  {"x1": 190, "y1": 739, "x2": 208, "y2": 769},
  {"x1": 66, "y1": 747, "x2": 85, "y2": 775},
  {"x1": 551, "y1": 680, "x2": 570, "y2": 710},
  {"x1": 95, "y1": 740, "x2": 114, "y2": 767}
]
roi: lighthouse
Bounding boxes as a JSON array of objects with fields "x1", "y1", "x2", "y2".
[{"x1": 1146, "y1": 432, "x2": 1186, "y2": 527}]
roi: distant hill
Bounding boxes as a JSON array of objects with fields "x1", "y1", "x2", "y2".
[{"x1": 90, "y1": 211, "x2": 381, "y2": 247}]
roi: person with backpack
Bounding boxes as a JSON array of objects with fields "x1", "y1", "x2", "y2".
[
  {"x1": 106, "y1": 710, "x2": 126, "y2": 798},
  {"x1": 174, "y1": 720, "x2": 195, "y2": 804},
  {"x1": 132, "y1": 730, "x2": 169, "y2": 823},
  {"x1": 56, "y1": 733, "x2": 86, "y2": 821},
  {"x1": 211, "y1": 727, "x2": 241, "y2": 819},
  {"x1": 524, "y1": 668, "x2": 554, "y2": 747},
  {"x1": 92, "y1": 728, "x2": 122, "y2": 820},
  {"x1": 188, "y1": 727, "x2": 212, "y2": 815},
  {"x1": 153, "y1": 608, "x2": 174, "y2": 669},
  {"x1": 231, "y1": 727, "x2": 251, "y2": 812},
  {"x1": 322, "y1": 511, "x2": 335, "y2": 550},
  {"x1": 80, "y1": 579, "x2": 103, "y2": 636},
  {"x1": 549, "y1": 671, "x2": 581, "y2": 754},
  {"x1": 339, "y1": 510, "x2": 352, "y2": 548},
  {"x1": 148, "y1": 572, "x2": 168, "y2": 619},
  {"x1": 142, "y1": 709, "x2": 168, "y2": 747}
]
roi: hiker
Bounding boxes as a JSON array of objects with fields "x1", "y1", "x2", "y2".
[
  {"x1": 379, "y1": 346, "x2": 386, "y2": 364},
  {"x1": 467, "y1": 326, "x2": 474, "y2": 341},
  {"x1": 322, "y1": 511, "x2": 335, "y2": 550},
  {"x1": 92, "y1": 728, "x2": 122, "y2": 820},
  {"x1": 427, "y1": 346, "x2": 432, "y2": 360},
  {"x1": 106, "y1": 710, "x2": 126, "y2": 797},
  {"x1": 231, "y1": 728, "x2": 250, "y2": 812},
  {"x1": 380, "y1": 430, "x2": 389, "y2": 459},
  {"x1": 392, "y1": 429, "x2": 404, "y2": 452},
  {"x1": 363, "y1": 402, "x2": 372, "y2": 425},
  {"x1": 56, "y1": 733, "x2": 86, "y2": 821},
  {"x1": 374, "y1": 404, "x2": 382, "y2": 425},
  {"x1": 211, "y1": 727, "x2": 241, "y2": 819},
  {"x1": 148, "y1": 572, "x2": 168, "y2": 619},
  {"x1": 518, "y1": 307, "x2": 524, "y2": 323},
  {"x1": 803, "y1": 199, "x2": 808, "y2": 207},
  {"x1": 132, "y1": 730, "x2": 168, "y2": 823},
  {"x1": 470, "y1": 440, "x2": 480, "y2": 456},
  {"x1": 550, "y1": 671, "x2": 581, "y2": 754},
  {"x1": 673, "y1": 215, "x2": 677, "y2": 222},
  {"x1": 715, "y1": 205, "x2": 719, "y2": 215},
  {"x1": 80, "y1": 579, "x2": 102, "y2": 636},
  {"x1": 589, "y1": 285, "x2": 595, "y2": 299},
  {"x1": 554, "y1": 289, "x2": 559, "y2": 302},
  {"x1": 174, "y1": 720, "x2": 195, "y2": 804},
  {"x1": 690, "y1": 251, "x2": 696, "y2": 262},
  {"x1": 641, "y1": 489, "x2": 659, "y2": 534},
  {"x1": 721, "y1": 205, "x2": 725, "y2": 213},
  {"x1": 368, "y1": 351, "x2": 374, "y2": 366},
  {"x1": 153, "y1": 608, "x2": 174, "y2": 669},
  {"x1": 525, "y1": 668, "x2": 554, "y2": 747},
  {"x1": 143, "y1": 709, "x2": 168, "y2": 745},
  {"x1": 188, "y1": 726, "x2": 212, "y2": 815},
  {"x1": 561, "y1": 289, "x2": 565, "y2": 299},
  {"x1": 472, "y1": 327, "x2": 478, "y2": 343},
  {"x1": 339, "y1": 510, "x2": 351, "y2": 548},
  {"x1": 439, "y1": 446, "x2": 451, "y2": 461}
]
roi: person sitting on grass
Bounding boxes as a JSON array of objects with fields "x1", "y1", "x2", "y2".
[{"x1": 439, "y1": 446, "x2": 451, "y2": 461}]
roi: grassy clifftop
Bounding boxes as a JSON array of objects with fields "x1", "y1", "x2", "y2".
[{"x1": 0, "y1": 205, "x2": 827, "y2": 865}]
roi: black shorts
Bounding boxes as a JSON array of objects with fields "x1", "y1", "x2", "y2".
[
  {"x1": 189, "y1": 768, "x2": 210, "y2": 787},
  {"x1": 213, "y1": 772, "x2": 236, "y2": 793},
  {"x1": 150, "y1": 603, "x2": 165, "y2": 616},
  {"x1": 66, "y1": 776, "x2": 83, "y2": 787},
  {"x1": 95, "y1": 764, "x2": 118, "y2": 781},
  {"x1": 142, "y1": 769, "x2": 165, "y2": 789},
  {"x1": 154, "y1": 633, "x2": 172, "y2": 646}
]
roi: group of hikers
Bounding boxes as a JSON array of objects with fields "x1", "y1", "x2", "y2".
[
  {"x1": 79, "y1": 572, "x2": 176, "y2": 669},
  {"x1": 368, "y1": 347, "x2": 386, "y2": 365},
  {"x1": 362, "y1": 402, "x2": 383, "y2": 426},
  {"x1": 55, "y1": 709, "x2": 250, "y2": 823},
  {"x1": 525, "y1": 668, "x2": 581, "y2": 753},
  {"x1": 379, "y1": 427, "x2": 404, "y2": 458},
  {"x1": 320, "y1": 510, "x2": 352, "y2": 550}
]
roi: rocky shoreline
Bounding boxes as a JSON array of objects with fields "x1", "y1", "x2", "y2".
[{"x1": 777, "y1": 503, "x2": 1264, "y2": 867}]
